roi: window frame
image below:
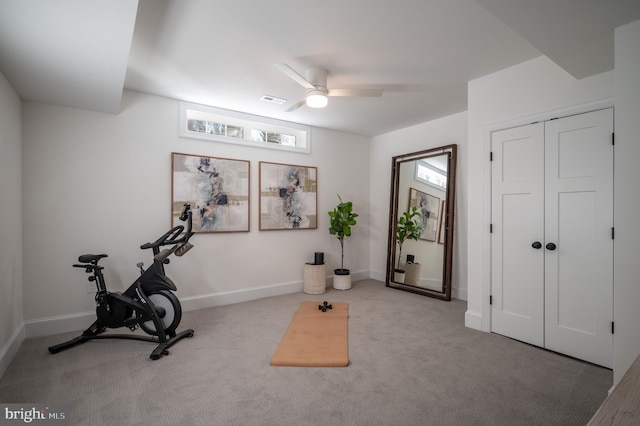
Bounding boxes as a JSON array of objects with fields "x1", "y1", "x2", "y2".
[
  {"x1": 180, "y1": 102, "x2": 311, "y2": 154},
  {"x1": 414, "y1": 160, "x2": 447, "y2": 191}
]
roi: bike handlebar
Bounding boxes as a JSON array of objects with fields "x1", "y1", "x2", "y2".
[{"x1": 140, "y1": 204, "x2": 194, "y2": 250}]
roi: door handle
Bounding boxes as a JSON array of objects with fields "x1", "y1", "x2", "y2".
[
  {"x1": 546, "y1": 243, "x2": 557, "y2": 251},
  {"x1": 531, "y1": 241, "x2": 542, "y2": 249}
]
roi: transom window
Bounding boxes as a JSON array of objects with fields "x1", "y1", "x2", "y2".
[{"x1": 180, "y1": 102, "x2": 311, "y2": 153}]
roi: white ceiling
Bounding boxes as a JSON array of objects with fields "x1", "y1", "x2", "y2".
[
  {"x1": 0, "y1": 0, "x2": 137, "y2": 113},
  {"x1": 1, "y1": 0, "x2": 639, "y2": 137}
]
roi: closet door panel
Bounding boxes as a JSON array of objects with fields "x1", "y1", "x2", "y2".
[
  {"x1": 544, "y1": 108, "x2": 613, "y2": 368},
  {"x1": 491, "y1": 123, "x2": 544, "y2": 347}
]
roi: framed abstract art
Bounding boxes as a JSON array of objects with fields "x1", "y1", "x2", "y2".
[
  {"x1": 408, "y1": 187, "x2": 439, "y2": 242},
  {"x1": 259, "y1": 161, "x2": 317, "y2": 230},
  {"x1": 172, "y1": 152, "x2": 250, "y2": 233}
]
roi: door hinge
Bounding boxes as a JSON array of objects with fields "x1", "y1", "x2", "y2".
[
  {"x1": 611, "y1": 321, "x2": 615, "y2": 334},
  {"x1": 489, "y1": 295, "x2": 493, "y2": 305},
  {"x1": 612, "y1": 227, "x2": 615, "y2": 239},
  {"x1": 612, "y1": 132, "x2": 615, "y2": 146},
  {"x1": 490, "y1": 151, "x2": 493, "y2": 161},
  {"x1": 490, "y1": 224, "x2": 493, "y2": 233}
]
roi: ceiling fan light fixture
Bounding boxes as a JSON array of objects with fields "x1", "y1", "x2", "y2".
[{"x1": 306, "y1": 91, "x2": 328, "y2": 108}]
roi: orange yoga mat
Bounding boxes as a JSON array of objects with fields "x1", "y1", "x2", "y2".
[{"x1": 270, "y1": 301, "x2": 349, "y2": 367}]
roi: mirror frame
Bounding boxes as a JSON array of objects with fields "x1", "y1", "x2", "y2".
[{"x1": 385, "y1": 144, "x2": 457, "y2": 301}]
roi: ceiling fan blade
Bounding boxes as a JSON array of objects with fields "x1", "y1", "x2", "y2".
[
  {"x1": 328, "y1": 88, "x2": 383, "y2": 97},
  {"x1": 274, "y1": 64, "x2": 315, "y2": 90},
  {"x1": 285, "y1": 98, "x2": 307, "y2": 112}
]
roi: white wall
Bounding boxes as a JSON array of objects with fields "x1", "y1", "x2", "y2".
[
  {"x1": 11, "y1": 20, "x2": 639, "y2": 386},
  {"x1": 21, "y1": 91, "x2": 370, "y2": 332},
  {"x1": 0, "y1": 70, "x2": 23, "y2": 377},
  {"x1": 465, "y1": 56, "x2": 614, "y2": 331},
  {"x1": 464, "y1": 46, "x2": 640, "y2": 384},
  {"x1": 613, "y1": 19, "x2": 640, "y2": 385},
  {"x1": 369, "y1": 112, "x2": 468, "y2": 300}
]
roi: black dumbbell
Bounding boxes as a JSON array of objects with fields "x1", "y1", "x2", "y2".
[{"x1": 318, "y1": 301, "x2": 333, "y2": 312}]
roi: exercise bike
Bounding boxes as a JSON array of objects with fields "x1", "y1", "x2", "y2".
[{"x1": 48, "y1": 204, "x2": 195, "y2": 360}]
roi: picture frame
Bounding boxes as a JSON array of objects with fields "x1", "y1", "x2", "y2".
[
  {"x1": 437, "y1": 200, "x2": 446, "y2": 244},
  {"x1": 259, "y1": 161, "x2": 317, "y2": 230},
  {"x1": 172, "y1": 152, "x2": 250, "y2": 233},
  {"x1": 408, "y1": 187, "x2": 439, "y2": 242}
]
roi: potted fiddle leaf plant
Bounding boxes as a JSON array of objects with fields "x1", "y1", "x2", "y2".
[
  {"x1": 328, "y1": 194, "x2": 358, "y2": 290},
  {"x1": 395, "y1": 207, "x2": 422, "y2": 282}
]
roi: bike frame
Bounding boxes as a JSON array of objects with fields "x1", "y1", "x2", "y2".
[{"x1": 48, "y1": 204, "x2": 195, "y2": 360}]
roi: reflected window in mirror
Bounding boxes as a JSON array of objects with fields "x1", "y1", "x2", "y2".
[{"x1": 415, "y1": 159, "x2": 447, "y2": 190}]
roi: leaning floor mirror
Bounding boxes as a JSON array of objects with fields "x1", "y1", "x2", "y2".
[{"x1": 385, "y1": 144, "x2": 457, "y2": 300}]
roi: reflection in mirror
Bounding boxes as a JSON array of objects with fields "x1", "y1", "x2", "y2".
[{"x1": 386, "y1": 145, "x2": 457, "y2": 300}]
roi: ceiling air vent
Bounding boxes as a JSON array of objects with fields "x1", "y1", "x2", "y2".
[{"x1": 260, "y1": 95, "x2": 287, "y2": 105}]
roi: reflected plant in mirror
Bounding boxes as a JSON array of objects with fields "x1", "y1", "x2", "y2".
[{"x1": 395, "y1": 207, "x2": 422, "y2": 270}]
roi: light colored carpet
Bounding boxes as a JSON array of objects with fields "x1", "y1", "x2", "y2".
[
  {"x1": 270, "y1": 301, "x2": 348, "y2": 367},
  {"x1": 0, "y1": 279, "x2": 612, "y2": 425}
]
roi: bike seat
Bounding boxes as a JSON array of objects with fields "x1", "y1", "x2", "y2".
[{"x1": 78, "y1": 254, "x2": 108, "y2": 264}]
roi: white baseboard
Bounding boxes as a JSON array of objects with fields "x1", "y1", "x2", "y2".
[
  {"x1": 23, "y1": 282, "x2": 309, "y2": 339},
  {"x1": 180, "y1": 280, "x2": 304, "y2": 311},
  {"x1": 452, "y1": 286, "x2": 467, "y2": 301},
  {"x1": 22, "y1": 270, "x2": 373, "y2": 339},
  {"x1": 465, "y1": 309, "x2": 482, "y2": 331},
  {"x1": 369, "y1": 270, "x2": 386, "y2": 282},
  {"x1": 24, "y1": 311, "x2": 95, "y2": 338},
  {"x1": 367, "y1": 271, "x2": 469, "y2": 302},
  {"x1": 0, "y1": 325, "x2": 25, "y2": 380},
  {"x1": 182, "y1": 269, "x2": 371, "y2": 311},
  {"x1": 350, "y1": 270, "x2": 370, "y2": 283}
]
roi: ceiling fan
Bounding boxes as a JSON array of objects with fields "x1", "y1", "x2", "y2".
[{"x1": 274, "y1": 63, "x2": 382, "y2": 111}]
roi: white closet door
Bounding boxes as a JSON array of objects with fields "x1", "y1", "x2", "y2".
[
  {"x1": 491, "y1": 122, "x2": 545, "y2": 347},
  {"x1": 544, "y1": 108, "x2": 613, "y2": 368}
]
